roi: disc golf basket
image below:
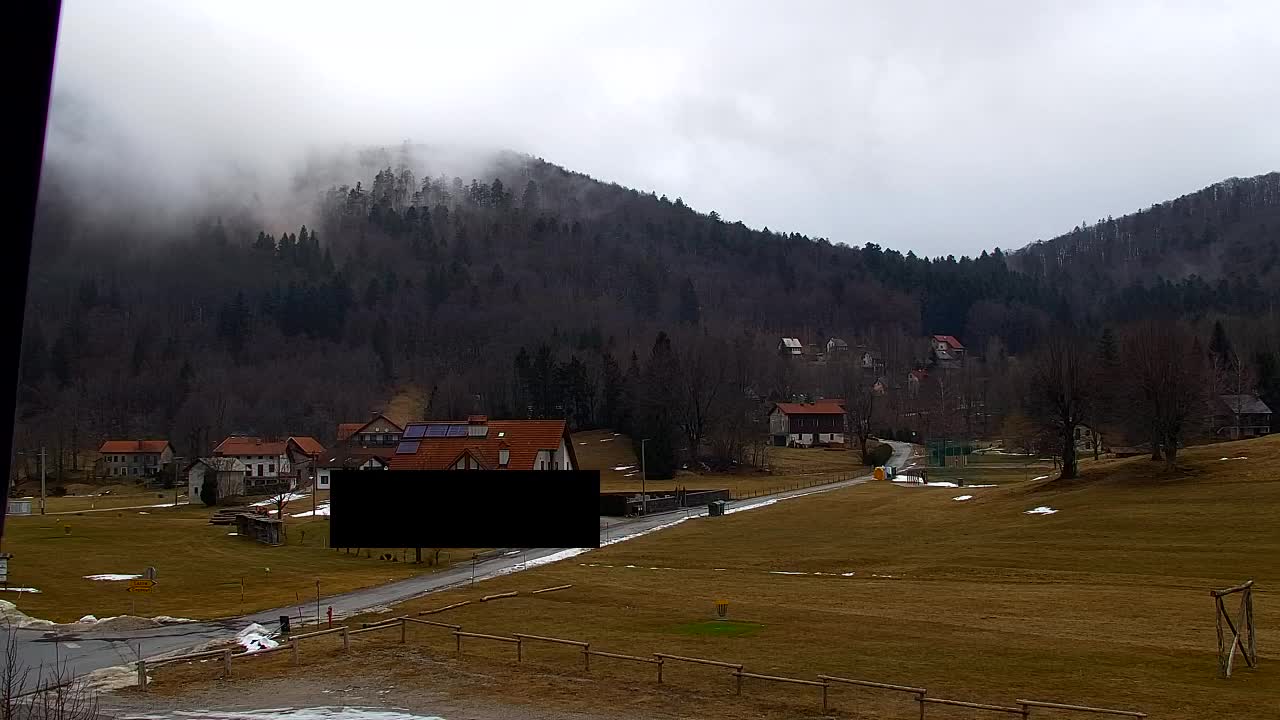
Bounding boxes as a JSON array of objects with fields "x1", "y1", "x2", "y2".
[
  {"x1": 1211, "y1": 579, "x2": 1256, "y2": 677},
  {"x1": 716, "y1": 599, "x2": 729, "y2": 619}
]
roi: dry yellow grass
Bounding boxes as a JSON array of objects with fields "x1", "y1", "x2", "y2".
[
  {"x1": 155, "y1": 434, "x2": 1280, "y2": 720},
  {"x1": 2, "y1": 496, "x2": 479, "y2": 623},
  {"x1": 576, "y1": 429, "x2": 869, "y2": 498}
]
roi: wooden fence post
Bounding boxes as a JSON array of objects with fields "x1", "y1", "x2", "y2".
[
  {"x1": 400, "y1": 618, "x2": 407, "y2": 644},
  {"x1": 657, "y1": 657, "x2": 663, "y2": 683},
  {"x1": 583, "y1": 643, "x2": 590, "y2": 672},
  {"x1": 137, "y1": 660, "x2": 147, "y2": 691},
  {"x1": 291, "y1": 640, "x2": 299, "y2": 665},
  {"x1": 517, "y1": 637, "x2": 523, "y2": 662},
  {"x1": 342, "y1": 627, "x2": 350, "y2": 651},
  {"x1": 222, "y1": 649, "x2": 232, "y2": 678}
]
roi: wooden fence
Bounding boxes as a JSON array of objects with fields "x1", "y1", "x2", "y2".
[{"x1": 134, "y1": 616, "x2": 1146, "y2": 717}]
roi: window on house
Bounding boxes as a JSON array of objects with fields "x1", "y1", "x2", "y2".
[
  {"x1": 269, "y1": 464, "x2": 275, "y2": 473},
  {"x1": 257, "y1": 464, "x2": 264, "y2": 476}
]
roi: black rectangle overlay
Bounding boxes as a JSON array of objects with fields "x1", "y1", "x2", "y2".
[{"x1": 328, "y1": 470, "x2": 600, "y2": 549}]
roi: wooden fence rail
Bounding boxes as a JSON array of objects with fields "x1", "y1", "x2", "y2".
[
  {"x1": 652, "y1": 653, "x2": 742, "y2": 689},
  {"x1": 733, "y1": 670, "x2": 828, "y2": 711},
  {"x1": 291, "y1": 626, "x2": 349, "y2": 642},
  {"x1": 920, "y1": 696, "x2": 1029, "y2": 718},
  {"x1": 819, "y1": 675, "x2": 927, "y2": 715},
  {"x1": 420, "y1": 600, "x2": 471, "y2": 615},
  {"x1": 1016, "y1": 700, "x2": 1147, "y2": 718},
  {"x1": 531, "y1": 584, "x2": 573, "y2": 595},
  {"x1": 585, "y1": 649, "x2": 663, "y2": 682},
  {"x1": 514, "y1": 633, "x2": 590, "y2": 669},
  {"x1": 453, "y1": 630, "x2": 520, "y2": 658},
  {"x1": 481, "y1": 591, "x2": 518, "y2": 602}
]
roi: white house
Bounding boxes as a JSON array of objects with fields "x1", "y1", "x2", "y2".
[
  {"x1": 186, "y1": 457, "x2": 249, "y2": 501},
  {"x1": 316, "y1": 452, "x2": 389, "y2": 489},
  {"x1": 778, "y1": 337, "x2": 803, "y2": 356},
  {"x1": 212, "y1": 437, "x2": 291, "y2": 479}
]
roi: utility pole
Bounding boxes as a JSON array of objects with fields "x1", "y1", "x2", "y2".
[
  {"x1": 640, "y1": 438, "x2": 649, "y2": 516},
  {"x1": 39, "y1": 447, "x2": 46, "y2": 515}
]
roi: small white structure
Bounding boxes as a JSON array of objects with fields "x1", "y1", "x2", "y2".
[
  {"x1": 778, "y1": 337, "x2": 803, "y2": 356},
  {"x1": 6, "y1": 500, "x2": 31, "y2": 516},
  {"x1": 187, "y1": 457, "x2": 249, "y2": 501}
]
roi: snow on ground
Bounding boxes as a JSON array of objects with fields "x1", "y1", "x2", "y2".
[
  {"x1": 769, "y1": 571, "x2": 807, "y2": 575},
  {"x1": 601, "y1": 516, "x2": 692, "y2": 546},
  {"x1": 953, "y1": 495, "x2": 973, "y2": 501},
  {"x1": 1024, "y1": 506, "x2": 1059, "y2": 515},
  {"x1": 84, "y1": 574, "x2": 142, "y2": 581},
  {"x1": 236, "y1": 623, "x2": 280, "y2": 652},
  {"x1": 1031, "y1": 475, "x2": 1051, "y2": 481},
  {"x1": 153, "y1": 615, "x2": 197, "y2": 623},
  {"x1": 599, "y1": 438, "x2": 614, "y2": 442},
  {"x1": 612, "y1": 465, "x2": 636, "y2": 471},
  {"x1": 79, "y1": 615, "x2": 98, "y2": 623},
  {"x1": 138, "y1": 511, "x2": 150, "y2": 514},
  {"x1": 0, "y1": 588, "x2": 39, "y2": 593},
  {"x1": 623, "y1": 471, "x2": 639, "y2": 477},
  {"x1": 228, "y1": 532, "x2": 238, "y2": 536},
  {"x1": 1219, "y1": 456, "x2": 1248, "y2": 461},
  {"x1": 578, "y1": 441, "x2": 587, "y2": 445},
  {"x1": 495, "y1": 548, "x2": 592, "y2": 576},
  {"x1": 251, "y1": 492, "x2": 308, "y2": 507},
  {"x1": 291, "y1": 503, "x2": 331, "y2": 518},
  {"x1": 725, "y1": 498, "x2": 777, "y2": 514}
]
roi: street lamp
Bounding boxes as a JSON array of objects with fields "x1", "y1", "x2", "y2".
[{"x1": 640, "y1": 438, "x2": 650, "y2": 516}]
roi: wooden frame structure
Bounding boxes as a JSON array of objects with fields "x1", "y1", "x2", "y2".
[{"x1": 1212, "y1": 579, "x2": 1257, "y2": 677}]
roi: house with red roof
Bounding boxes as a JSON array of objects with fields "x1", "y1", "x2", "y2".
[
  {"x1": 335, "y1": 413, "x2": 403, "y2": 453},
  {"x1": 387, "y1": 416, "x2": 577, "y2": 471},
  {"x1": 97, "y1": 440, "x2": 174, "y2": 479},
  {"x1": 768, "y1": 401, "x2": 847, "y2": 447},
  {"x1": 931, "y1": 334, "x2": 966, "y2": 368}
]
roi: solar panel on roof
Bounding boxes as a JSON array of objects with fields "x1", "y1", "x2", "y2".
[
  {"x1": 424, "y1": 425, "x2": 449, "y2": 437},
  {"x1": 446, "y1": 425, "x2": 467, "y2": 437},
  {"x1": 396, "y1": 440, "x2": 420, "y2": 454},
  {"x1": 403, "y1": 425, "x2": 427, "y2": 439}
]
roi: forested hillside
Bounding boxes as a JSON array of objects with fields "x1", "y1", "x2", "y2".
[{"x1": 15, "y1": 145, "x2": 1280, "y2": 477}]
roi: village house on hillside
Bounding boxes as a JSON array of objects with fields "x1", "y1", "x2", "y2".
[
  {"x1": 931, "y1": 335, "x2": 965, "y2": 369},
  {"x1": 212, "y1": 435, "x2": 324, "y2": 492},
  {"x1": 388, "y1": 416, "x2": 577, "y2": 471},
  {"x1": 186, "y1": 457, "x2": 249, "y2": 502},
  {"x1": 316, "y1": 451, "x2": 389, "y2": 489},
  {"x1": 97, "y1": 440, "x2": 174, "y2": 479},
  {"x1": 1212, "y1": 394, "x2": 1273, "y2": 439},
  {"x1": 336, "y1": 413, "x2": 404, "y2": 450},
  {"x1": 778, "y1": 337, "x2": 804, "y2": 357},
  {"x1": 826, "y1": 337, "x2": 850, "y2": 355},
  {"x1": 769, "y1": 401, "x2": 847, "y2": 447}
]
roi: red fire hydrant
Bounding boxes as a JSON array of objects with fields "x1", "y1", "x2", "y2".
[{"x1": 327, "y1": 606, "x2": 333, "y2": 628}]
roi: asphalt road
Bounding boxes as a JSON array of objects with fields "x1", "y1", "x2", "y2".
[{"x1": 12, "y1": 441, "x2": 916, "y2": 684}]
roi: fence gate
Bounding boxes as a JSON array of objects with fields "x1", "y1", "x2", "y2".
[{"x1": 1212, "y1": 580, "x2": 1256, "y2": 677}]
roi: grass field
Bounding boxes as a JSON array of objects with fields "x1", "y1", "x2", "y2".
[
  {"x1": 2, "y1": 494, "x2": 481, "y2": 623},
  {"x1": 576, "y1": 429, "x2": 870, "y2": 498},
  {"x1": 152, "y1": 434, "x2": 1280, "y2": 720}
]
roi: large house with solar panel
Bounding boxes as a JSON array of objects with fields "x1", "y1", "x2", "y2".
[{"x1": 387, "y1": 416, "x2": 578, "y2": 471}]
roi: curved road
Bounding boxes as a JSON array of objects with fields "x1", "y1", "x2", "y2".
[{"x1": 14, "y1": 442, "x2": 916, "y2": 683}]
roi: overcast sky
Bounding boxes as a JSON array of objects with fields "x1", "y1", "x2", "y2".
[{"x1": 46, "y1": 0, "x2": 1280, "y2": 256}]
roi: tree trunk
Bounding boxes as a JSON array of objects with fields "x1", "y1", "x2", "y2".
[
  {"x1": 1150, "y1": 433, "x2": 1163, "y2": 462},
  {"x1": 1061, "y1": 425, "x2": 1078, "y2": 479},
  {"x1": 415, "y1": 547, "x2": 422, "y2": 564},
  {"x1": 1164, "y1": 435, "x2": 1179, "y2": 470},
  {"x1": 1092, "y1": 430, "x2": 1100, "y2": 461}
]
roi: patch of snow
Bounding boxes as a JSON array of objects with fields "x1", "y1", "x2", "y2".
[
  {"x1": 503, "y1": 550, "x2": 521, "y2": 556},
  {"x1": 235, "y1": 623, "x2": 279, "y2": 653},
  {"x1": 1024, "y1": 506, "x2": 1059, "y2": 515},
  {"x1": 1219, "y1": 456, "x2": 1248, "y2": 461},
  {"x1": 0, "y1": 588, "x2": 40, "y2": 593},
  {"x1": 601, "y1": 516, "x2": 692, "y2": 546},
  {"x1": 725, "y1": 498, "x2": 777, "y2": 514},
  {"x1": 83, "y1": 574, "x2": 141, "y2": 581},
  {"x1": 79, "y1": 615, "x2": 98, "y2": 623},
  {"x1": 953, "y1": 495, "x2": 973, "y2": 502},
  {"x1": 138, "y1": 511, "x2": 150, "y2": 515},
  {"x1": 153, "y1": 615, "x2": 197, "y2": 623},
  {"x1": 840, "y1": 572, "x2": 855, "y2": 577},
  {"x1": 871, "y1": 574, "x2": 898, "y2": 579},
  {"x1": 624, "y1": 564, "x2": 638, "y2": 568},
  {"x1": 495, "y1": 548, "x2": 591, "y2": 575},
  {"x1": 251, "y1": 492, "x2": 308, "y2": 507},
  {"x1": 612, "y1": 465, "x2": 636, "y2": 471},
  {"x1": 714, "y1": 568, "x2": 727, "y2": 571},
  {"x1": 227, "y1": 532, "x2": 238, "y2": 536},
  {"x1": 291, "y1": 503, "x2": 331, "y2": 518},
  {"x1": 769, "y1": 571, "x2": 808, "y2": 575},
  {"x1": 612, "y1": 432, "x2": 621, "y2": 436},
  {"x1": 963, "y1": 484, "x2": 998, "y2": 488},
  {"x1": 83, "y1": 664, "x2": 143, "y2": 693},
  {"x1": 599, "y1": 438, "x2": 614, "y2": 442},
  {"x1": 1031, "y1": 475, "x2": 1051, "y2": 481},
  {"x1": 578, "y1": 442, "x2": 587, "y2": 445}
]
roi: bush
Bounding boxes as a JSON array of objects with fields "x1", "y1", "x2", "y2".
[{"x1": 864, "y1": 442, "x2": 893, "y2": 466}]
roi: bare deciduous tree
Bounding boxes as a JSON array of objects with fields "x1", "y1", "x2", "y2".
[
  {"x1": 1122, "y1": 320, "x2": 1209, "y2": 468},
  {"x1": 1026, "y1": 331, "x2": 1096, "y2": 479}
]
